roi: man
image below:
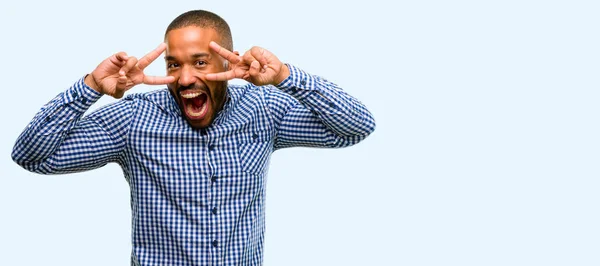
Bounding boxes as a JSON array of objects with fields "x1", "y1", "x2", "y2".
[{"x1": 12, "y1": 10, "x2": 375, "y2": 266}]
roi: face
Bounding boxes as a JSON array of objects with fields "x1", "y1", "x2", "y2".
[{"x1": 165, "y1": 26, "x2": 229, "y2": 129}]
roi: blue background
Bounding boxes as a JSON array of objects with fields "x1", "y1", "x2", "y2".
[{"x1": 1, "y1": 0, "x2": 599, "y2": 265}]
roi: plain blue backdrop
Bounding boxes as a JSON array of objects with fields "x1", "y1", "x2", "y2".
[{"x1": 1, "y1": 0, "x2": 599, "y2": 265}]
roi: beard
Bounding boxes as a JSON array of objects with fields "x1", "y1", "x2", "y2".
[{"x1": 168, "y1": 80, "x2": 228, "y2": 129}]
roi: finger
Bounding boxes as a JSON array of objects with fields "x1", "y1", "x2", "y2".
[
  {"x1": 138, "y1": 43, "x2": 167, "y2": 70},
  {"x1": 117, "y1": 75, "x2": 128, "y2": 84},
  {"x1": 115, "y1": 52, "x2": 129, "y2": 61},
  {"x1": 242, "y1": 53, "x2": 266, "y2": 74},
  {"x1": 250, "y1": 47, "x2": 269, "y2": 69},
  {"x1": 209, "y1": 41, "x2": 241, "y2": 64},
  {"x1": 114, "y1": 82, "x2": 134, "y2": 98},
  {"x1": 113, "y1": 90, "x2": 125, "y2": 99},
  {"x1": 119, "y1": 57, "x2": 138, "y2": 76},
  {"x1": 205, "y1": 70, "x2": 238, "y2": 81},
  {"x1": 242, "y1": 52, "x2": 256, "y2": 65},
  {"x1": 248, "y1": 60, "x2": 261, "y2": 77},
  {"x1": 114, "y1": 80, "x2": 128, "y2": 98},
  {"x1": 109, "y1": 52, "x2": 129, "y2": 66},
  {"x1": 143, "y1": 75, "x2": 176, "y2": 85},
  {"x1": 116, "y1": 80, "x2": 135, "y2": 91}
]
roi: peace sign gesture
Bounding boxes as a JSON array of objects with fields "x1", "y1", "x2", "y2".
[
  {"x1": 205, "y1": 42, "x2": 290, "y2": 86},
  {"x1": 85, "y1": 43, "x2": 175, "y2": 99}
]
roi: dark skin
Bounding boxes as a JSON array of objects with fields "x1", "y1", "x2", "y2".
[
  {"x1": 85, "y1": 25, "x2": 290, "y2": 129},
  {"x1": 164, "y1": 27, "x2": 229, "y2": 128}
]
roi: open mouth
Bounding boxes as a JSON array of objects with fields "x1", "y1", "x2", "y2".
[{"x1": 180, "y1": 89, "x2": 210, "y2": 120}]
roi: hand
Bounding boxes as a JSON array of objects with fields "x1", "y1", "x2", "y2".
[
  {"x1": 85, "y1": 43, "x2": 175, "y2": 99},
  {"x1": 205, "y1": 42, "x2": 290, "y2": 86}
]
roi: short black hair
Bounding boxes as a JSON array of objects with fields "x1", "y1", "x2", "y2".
[{"x1": 165, "y1": 10, "x2": 233, "y2": 51}]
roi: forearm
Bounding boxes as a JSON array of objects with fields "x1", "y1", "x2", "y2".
[
  {"x1": 12, "y1": 77, "x2": 103, "y2": 173},
  {"x1": 276, "y1": 64, "x2": 376, "y2": 138}
]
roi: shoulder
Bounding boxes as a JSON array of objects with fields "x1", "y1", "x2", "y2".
[
  {"x1": 124, "y1": 88, "x2": 171, "y2": 103},
  {"x1": 122, "y1": 88, "x2": 179, "y2": 114},
  {"x1": 228, "y1": 82, "x2": 295, "y2": 103}
]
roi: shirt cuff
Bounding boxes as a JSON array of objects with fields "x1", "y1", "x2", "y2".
[
  {"x1": 61, "y1": 75, "x2": 103, "y2": 112},
  {"x1": 275, "y1": 64, "x2": 319, "y2": 101}
]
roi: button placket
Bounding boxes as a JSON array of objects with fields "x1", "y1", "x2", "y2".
[
  {"x1": 204, "y1": 130, "x2": 216, "y2": 249},
  {"x1": 204, "y1": 130, "x2": 221, "y2": 259}
]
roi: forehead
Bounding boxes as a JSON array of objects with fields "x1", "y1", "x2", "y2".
[{"x1": 165, "y1": 26, "x2": 220, "y2": 57}]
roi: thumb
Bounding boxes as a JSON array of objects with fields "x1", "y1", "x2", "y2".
[{"x1": 249, "y1": 60, "x2": 261, "y2": 77}]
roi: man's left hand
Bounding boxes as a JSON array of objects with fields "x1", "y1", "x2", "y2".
[{"x1": 205, "y1": 42, "x2": 290, "y2": 86}]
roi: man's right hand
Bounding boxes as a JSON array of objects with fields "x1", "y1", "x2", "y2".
[{"x1": 85, "y1": 43, "x2": 175, "y2": 99}]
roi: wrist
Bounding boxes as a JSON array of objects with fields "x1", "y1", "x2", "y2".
[
  {"x1": 84, "y1": 74, "x2": 102, "y2": 94},
  {"x1": 273, "y1": 64, "x2": 290, "y2": 86}
]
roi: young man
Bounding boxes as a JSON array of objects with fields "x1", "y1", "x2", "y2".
[{"x1": 12, "y1": 10, "x2": 375, "y2": 266}]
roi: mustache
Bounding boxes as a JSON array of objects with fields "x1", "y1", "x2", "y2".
[
  {"x1": 177, "y1": 83, "x2": 207, "y2": 92},
  {"x1": 176, "y1": 83, "x2": 211, "y2": 98}
]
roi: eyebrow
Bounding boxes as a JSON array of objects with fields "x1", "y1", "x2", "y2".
[{"x1": 165, "y1": 53, "x2": 211, "y2": 61}]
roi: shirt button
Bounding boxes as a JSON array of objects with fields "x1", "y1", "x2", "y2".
[
  {"x1": 208, "y1": 145, "x2": 215, "y2": 151},
  {"x1": 328, "y1": 102, "x2": 335, "y2": 108},
  {"x1": 212, "y1": 207, "x2": 218, "y2": 215},
  {"x1": 211, "y1": 176, "x2": 216, "y2": 183},
  {"x1": 300, "y1": 80, "x2": 306, "y2": 85},
  {"x1": 200, "y1": 129, "x2": 207, "y2": 136},
  {"x1": 252, "y1": 134, "x2": 258, "y2": 140},
  {"x1": 212, "y1": 240, "x2": 219, "y2": 247}
]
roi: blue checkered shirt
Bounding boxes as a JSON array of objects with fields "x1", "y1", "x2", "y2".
[{"x1": 12, "y1": 65, "x2": 375, "y2": 266}]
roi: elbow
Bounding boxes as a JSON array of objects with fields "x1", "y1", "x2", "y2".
[
  {"x1": 364, "y1": 114, "x2": 376, "y2": 136},
  {"x1": 354, "y1": 112, "x2": 376, "y2": 140},
  {"x1": 331, "y1": 125, "x2": 376, "y2": 148},
  {"x1": 331, "y1": 114, "x2": 376, "y2": 148},
  {"x1": 11, "y1": 143, "x2": 45, "y2": 174},
  {"x1": 11, "y1": 132, "x2": 33, "y2": 169},
  {"x1": 11, "y1": 143, "x2": 26, "y2": 168},
  {"x1": 11, "y1": 150, "x2": 34, "y2": 173}
]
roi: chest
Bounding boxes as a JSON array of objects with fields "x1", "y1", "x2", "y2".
[{"x1": 127, "y1": 99, "x2": 275, "y2": 179}]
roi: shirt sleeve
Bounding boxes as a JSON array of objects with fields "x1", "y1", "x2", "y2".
[
  {"x1": 11, "y1": 76, "x2": 135, "y2": 174},
  {"x1": 266, "y1": 64, "x2": 376, "y2": 150}
]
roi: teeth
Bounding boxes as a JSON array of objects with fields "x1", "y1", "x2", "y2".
[{"x1": 181, "y1": 91, "x2": 203, "y2": 99}]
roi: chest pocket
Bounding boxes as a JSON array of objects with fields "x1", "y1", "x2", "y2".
[{"x1": 236, "y1": 130, "x2": 273, "y2": 175}]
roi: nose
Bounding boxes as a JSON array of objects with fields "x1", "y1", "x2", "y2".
[{"x1": 178, "y1": 66, "x2": 197, "y2": 87}]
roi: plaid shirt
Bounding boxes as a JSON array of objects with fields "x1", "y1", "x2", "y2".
[{"x1": 12, "y1": 65, "x2": 375, "y2": 266}]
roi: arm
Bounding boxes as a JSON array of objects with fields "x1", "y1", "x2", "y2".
[
  {"x1": 267, "y1": 64, "x2": 375, "y2": 149},
  {"x1": 12, "y1": 43, "x2": 173, "y2": 174},
  {"x1": 11, "y1": 78, "x2": 134, "y2": 174},
  {"x1": 204, "y1": 42, "x2": 375, "y2": 148}
]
